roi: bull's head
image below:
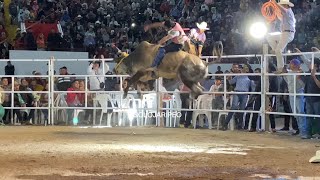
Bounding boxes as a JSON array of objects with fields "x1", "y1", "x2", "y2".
[{"x1": 113, "y1": 51, "x2": 129, "y2": 74}]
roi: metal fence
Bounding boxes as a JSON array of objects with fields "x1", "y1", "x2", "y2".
[{"x1": 0, "y1": 50, "x2": 320, "y2": 130}]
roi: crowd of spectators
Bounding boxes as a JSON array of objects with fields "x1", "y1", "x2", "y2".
[{"x1": 0, "y1": 0, "x2": 319, "y2": 59}]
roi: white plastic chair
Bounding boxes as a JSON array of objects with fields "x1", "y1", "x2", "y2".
[
  {"x1": 170, "y1": 89, "x2": 182, "y2": 127},
  {"x1": 95, "y1": 94, "x2": 114, "y2": 126},
  {"x1": 141, "y1": 93, "x2": 158, "y2": 126},
  {"x1": 217, "y1": 95, "x2": 233, "y2": 130},
  {"x1": 192, "y1": 94, "x2": 213, "y2": 129},
  {"x1": 113, "y1": 93, "x2": 136, "y2": 126},
  {"x1": 53, "y1": 93, "x2": 68, "y2": 125}
]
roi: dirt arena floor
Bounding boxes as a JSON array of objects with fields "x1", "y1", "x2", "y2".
[{"x1": 0, "y1": 126, "x2": 319, "y2": 180}]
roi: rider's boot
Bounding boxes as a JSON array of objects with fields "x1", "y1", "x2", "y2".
[{"x1": 150, "y1": 47, "x2": 166, "y2": 78}]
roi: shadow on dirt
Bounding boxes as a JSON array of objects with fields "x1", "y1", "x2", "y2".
[
  {"x1": 16, "y1": 174, "x2": 149, "y2": 180},
  {"x1": 53, "y1": 131, "x2": 158, "y2": 137}
]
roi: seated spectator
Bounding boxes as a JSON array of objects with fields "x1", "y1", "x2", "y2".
[
  {"x1": 0, "y1": 24, "x2": 7, "y2": 36},
  {"x1": 1, "y1": 78, "x2": 11, "y2": 124},
  {"x1": 66, "y1": 80, "x2": 85, "y2": 123},
  {"x1": 13, "y1": 81, "x2": 26, "y2": 124},
  {"x1": 24, "y1": 29, "x2": 37, "y2": 50},
  {"x1": 105, "y1": 71, "x2": 117, "y2": 91},
  {"x1": 9, "y1": 0, "x2": 18, "y2": 25},
  {"x1": 56, "y1": 66, "x2": 72, "y2": 91},
  {"x1": 36, "y1": 33, "x2": 46, "y2": 50},
  {"x1": 20, "y1": 84, "x2": 35, "y2": 124},
  {"x1": 0, "y1": 36, "x2": 13, "y2": 59},
  {"x1": 73, "y1": 33, "x2": 84, "y2": 51},
  {"x1": 66, "y1": 80, "x2": 84, "y2": 107},
  {"x1": 39, "y1": 83, "x2": 49, "y2": 121}
]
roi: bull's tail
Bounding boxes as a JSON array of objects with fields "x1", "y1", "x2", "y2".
[{"x1": 212, "y1": 41, "x2": 223, "y2": 62}]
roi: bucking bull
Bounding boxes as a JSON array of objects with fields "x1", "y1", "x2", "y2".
[{"x1": 113, "y1": 41, "x2": 223, "y2": 99}]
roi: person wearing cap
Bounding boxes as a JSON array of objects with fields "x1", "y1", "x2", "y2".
[
  {"x1": 266, "y1": 0, "x2": 296, "y2": 74},
  {"x1": 188, "y1": 22, "x2": 209, "y2": 57},
  {"x1": 57, "y1": 66, "x2": 71, "y2": 91},
  {"x1": 144, "y1": 19, "x2": 189, "y2": 77},
  {"x1": 209, "y1": 76, "x2": 224, "y2": 125},
  {"x1": 283, "y1": 58, "x2": 310, "y2": 139},
  {"x1": 295, "y1": 48, "x2": 320, "y2": 137}
]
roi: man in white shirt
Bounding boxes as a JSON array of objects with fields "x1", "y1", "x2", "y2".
[{"x1": 267, "y1": 0, "x2": 296, "y2": 74}]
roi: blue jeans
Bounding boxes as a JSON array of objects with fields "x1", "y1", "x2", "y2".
[
  {"x1": 306, "y1": 100, "x2": 320, "y2": 135},
  {"x1": 224, "y1": 94, "x2": 248, "y2": 127},
  {"x1": 289, "y1": 94, "x2": 309, "y2": 137}
]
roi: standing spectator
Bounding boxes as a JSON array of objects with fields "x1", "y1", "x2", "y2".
[
  {"x1": 215, "y1": 66, "x2": 223, "y2": 74},
  {"x1": 209, "y1": 76, "x2": 224, "y2": 126},
  {"x1": 5, "y1": 61, "x2": 15, "y2": 76},
  {"x1": 279, "y1": 77, "x2": 298, "y2": 133},
  {"x1": 298, "y1": 48, "x2": 320, "y2": 137},
  {"x1": 284, "y1": 59, "x2": 309, "y2": 139},
  {"x1": 179, "y1": 83, "x2": 193, "y2": 128},
  {"x1": 222, "y1": 64, "x2": 255, "y2": 130},
  {"x1": 87, "y1": 61, "x2": 104, "y2": 91},
  {"x1": 246, "y1": 68, "x2": 262, "y2": 132}
]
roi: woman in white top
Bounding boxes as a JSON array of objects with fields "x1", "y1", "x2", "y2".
[{"x1": 87, "y1": 60, "x2": 109, "y2": 91}]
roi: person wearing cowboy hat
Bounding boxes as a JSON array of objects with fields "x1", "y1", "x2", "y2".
[
  {"x1": 188, "y1": 22, "x2": 209, "y2": 57},
  {"x1": 266, "y1": 0, "x2": 296, "y2": 74}
]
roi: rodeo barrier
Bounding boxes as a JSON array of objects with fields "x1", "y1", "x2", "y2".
[{"x1": 0, "y1": 50, "x2": 320, "y2": 131}]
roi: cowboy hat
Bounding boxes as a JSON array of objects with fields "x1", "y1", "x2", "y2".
[
  {"x1": 196, "y1": 22, "x2": 209, "y2": 30},
  {"x1": 278, "y1": 0, "x2": 294, "y2": 7},
  {"x1": 309, "y1": 150, "x2": 320, "y2": 163}
]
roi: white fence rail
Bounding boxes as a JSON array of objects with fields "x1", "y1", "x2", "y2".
[{"x1": 0, "y1": 51, "x2": 320, "y2": 130}]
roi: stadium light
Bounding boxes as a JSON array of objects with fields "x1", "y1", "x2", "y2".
[{"x1": 250, "y1": 22, "x2": 267, "y2": 39}]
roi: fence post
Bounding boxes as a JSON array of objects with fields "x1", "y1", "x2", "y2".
[
  {"x1": 50, "y1": 58, "x2": 55, "y2": 126},
  {"x1": 261, "y1": 43, "x2": 269, "y2": 131}
]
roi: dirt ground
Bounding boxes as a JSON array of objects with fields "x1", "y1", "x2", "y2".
[{"x1": 0, "y1": 126, "x2": 319, "y2": 180}]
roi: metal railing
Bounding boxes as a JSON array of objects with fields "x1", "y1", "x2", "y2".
[{"x1": 0, "y1": 50, "x2": 320, "y2": 130}]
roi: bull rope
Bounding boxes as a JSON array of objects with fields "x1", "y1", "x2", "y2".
[{"x1": 261, "y1": 0, "x2": 282, "y2": 23}]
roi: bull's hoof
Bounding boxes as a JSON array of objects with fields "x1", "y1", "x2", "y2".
[
  {"x1": 137, "y1": 91, "x2": 142, "y2": 99},
  {"x1": 191, "y1": 91, "x2": 201, "y2": 99}
]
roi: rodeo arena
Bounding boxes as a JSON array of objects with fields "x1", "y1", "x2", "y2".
[{"x1": 1, "y1": 0, "x2": 320, "y2": 179}]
